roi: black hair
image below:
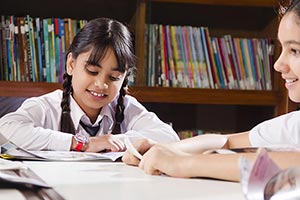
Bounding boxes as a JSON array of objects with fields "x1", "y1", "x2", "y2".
[
  {"x1": 60, "y1": 18, "x2": 136, "y2": 135},
  {"x1": 279, "y1": 0, "x2": 300, "y2": 19}
]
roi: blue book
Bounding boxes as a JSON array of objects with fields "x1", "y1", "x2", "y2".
[{"x1": 211, "y1": 38, "x2": 225, "y2": 88}]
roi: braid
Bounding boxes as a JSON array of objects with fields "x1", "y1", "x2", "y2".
[
  {"x1": 111, "y1": 78, "x2": 128, "y2": 134},
  {"x1": 60, "y1": 72, "x2": 75, "y2": 134}
]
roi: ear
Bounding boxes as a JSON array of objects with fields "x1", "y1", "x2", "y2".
[{"x1": 66, "y1": 53, "x2": 75, "y2": 75}]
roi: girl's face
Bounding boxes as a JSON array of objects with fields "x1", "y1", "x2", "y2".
[
  {"x1": 66, "y1": 48, "x2": 127, "y2": 120},
  {"x1": 274, "y1": 12, "x2": 300, "y2": 102}
]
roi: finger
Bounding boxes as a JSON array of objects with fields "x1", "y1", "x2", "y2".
[
  {"x1": 138, "y1": 156, "x2": 145, "y2": 170},
  {"x1": 110, "y1": 142, "x2": 122, "y2": 152},
  {"x1": 143, "y1": 162, "x2": 160, "y2": 176},
  {"x1": 113, "y1": 138, "x2": 125, "y2": 151},
  {"x1": 122, "y1": 151, "x2": 140, "y2": 166},
  {"x1": 152, "y1": 169, "x2": 162, "y2": 176}
]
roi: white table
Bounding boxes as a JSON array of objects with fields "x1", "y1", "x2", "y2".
[{"x1": 1, "y1": 161, "x2": 245, "y2": 200}]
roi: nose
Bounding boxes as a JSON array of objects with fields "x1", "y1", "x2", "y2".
[
  {"x1": 273, "y1": 52, "x2": 289, "y2": 73},
  {"x1": 94, "y1": 77, "x2": 108, "y2": 89}
]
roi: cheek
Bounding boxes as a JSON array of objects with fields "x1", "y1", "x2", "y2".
[
  {"x1": 110, "y1": 81, "x2": 123, "y2": 91},
  {"x1": 290, "y1": 60, "x2": 300, "y2": 76},
  {"x1": 71, "y1": 71, "x2": 90, "y2": 91},
  {"x1": 109, "y1": 79, "x2": 125, "y2": 93}
]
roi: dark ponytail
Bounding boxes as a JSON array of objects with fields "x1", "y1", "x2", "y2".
[
  {"x1": 60, "y1": 72, "x2": 75, "y2": 134},
  {"x1": 111, "y1": 77, "x2": 129, "y2": 134}
]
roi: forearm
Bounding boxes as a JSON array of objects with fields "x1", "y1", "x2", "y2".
[
  {"x1": 181, "y1": 151, "x2": 300, "y2": 181},
  {"x1": 171, "y1": 134, "x2": 228, "y2": 154},
  {"x1": 226, "y1": 131, "x2": 251, "y2": 149},
  {"x1": 181, "y1": 153, "x2": 256, "y2": 181},
  {"x1": 0, "y1": 121, "x2": 72, "y2": 151},
  {"x1": 268, "y1": 152, "x2": 300, "y2": 169}
]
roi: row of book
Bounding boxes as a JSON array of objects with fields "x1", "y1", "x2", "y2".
[
  {"x1": 0, "y1": 15, "x2": 87, "y2": 82},
  {"x1": 145, "y1": 24, "x2": 274, "y2": 90}
]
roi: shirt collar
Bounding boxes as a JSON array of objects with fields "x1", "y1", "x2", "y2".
[{"x1": 69, "y1": 95, "x2": 115, "y2": 129}]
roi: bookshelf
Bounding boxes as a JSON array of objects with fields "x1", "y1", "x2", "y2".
[{"x1": 0, "y1": 0, "x2": 295, "y2": 133}]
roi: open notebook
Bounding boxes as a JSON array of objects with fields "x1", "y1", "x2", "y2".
[{"x1": 0, "y1": 134, "x2": 123, "y2": 162}]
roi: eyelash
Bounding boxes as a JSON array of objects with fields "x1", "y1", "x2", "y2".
[
  {"x1": 85, "y1": 67, "x2": 121, "y2": 81},
  {"x1": 85, "y1": 68, "x2": 98, "y2": 75},
  {"x1": 110, "y1": 76, "x2": 120, "y2": 81},
  {"x1": 291, "y1": 48, "x2": 300, "y2": 55}
]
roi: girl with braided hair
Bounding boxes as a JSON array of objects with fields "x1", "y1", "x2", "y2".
[{"x1": 0, "y1": 18, "x2": 179, "y2": 152}]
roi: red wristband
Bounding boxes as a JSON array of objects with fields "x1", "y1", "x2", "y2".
[{"x1": 75, "y1": 141, "x2": 84, "y2": 152}]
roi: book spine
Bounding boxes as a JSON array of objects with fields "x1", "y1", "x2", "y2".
[
  {"x1": 224, "y1": 35, "x2": 239, "y2": 89},
  {"x1": 174, "y1": 26, "x2": 185, "y2": 87},
  {"x1": 180, "y1": 26, "x2": 193, "y2": 88},
  {"x1": 43, "y1": 19, "x2": 50, "y2": 82},
  {"x1": 165, "y1": 25, "x2": 177, "y2": 87},
  {"x1": 211, "y1": 38, "x2": 225, "y2": 88},
  {"x1": 186, "y1": 26, "x2": 198, "y2": 88},
  {"x1": 154, "y1": 24, "x2": 162, "y2": 86},
  {"x1": 188, "y1": 26, "x2": 201, "y2": 88},
  {"x1": 24, "y1": 16, "x2": 33, "y2": 82},
  {"x1": 59, "y1": 18, "x2": 66, "y2": 83},
  {"x1": 200, "y1": 27, "x2": 214, "y2": 88},
  {"x1": 158, "y1": 25, "x2": 167, "y2": 87},
  {"x1": 195, "y1": 27, "x2": 210, "y2": 88},
  {"x1": 35, "y1": 18, "x2": 43, "y2": 82},
  {"x1": 170, "y1": 25, "x2": 183, "y2": 87},
  {"x1": 217, "y1": 37, "x2": 230, "y2": 89},
  {"x1": 27, "y1": 15, "x2": 38, "y2": 82},
  {"x1": 12, "y1": 16, "x2": 19, "y2": 81},
  {"x1": 162, "y1": 25, "x2": 170, "y2": 87},
  {"x1": 1, "y1": 16, "x2": 9, "y2": 80}
]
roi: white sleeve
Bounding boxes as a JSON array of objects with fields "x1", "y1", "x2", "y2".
[
  {"x1": 123, "y1": 96, "x2": 179, "y2": 143},
  {"x1": 249, "y1": 111, "x2": 300, "y2": 147},
  {"x1": 0, "y1": 98, "x2": 73, "y2": 151}
]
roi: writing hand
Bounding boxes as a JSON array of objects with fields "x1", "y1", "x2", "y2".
[{"x1": 122, "y1": 138, "x2": 155, "y2": 166}]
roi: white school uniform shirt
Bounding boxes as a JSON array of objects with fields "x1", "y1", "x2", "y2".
[
  {"x1": 0, "y1": 90, "x2": 179, "y2": 151},
  {"x1": 249, "y1": 110, "x2": 300, "y2": 147}
]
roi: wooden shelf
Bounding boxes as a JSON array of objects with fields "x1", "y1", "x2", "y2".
[
  {"x1": 0, "y1": 81, "x2": 62, "y2": 97},
  {"x1": 0, "y1": 81, "x2": 282, "y2": 106},
  {"x1": 149, "y1": 0, "x2": 278, "y2": 7},
  {"x1": 130, "y1": 86, "x2": 282, "y2": 106}
]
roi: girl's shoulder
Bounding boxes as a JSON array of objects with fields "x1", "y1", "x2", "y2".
[
  {"x1": 123, "y1": 94, "x2": 142, "y2": 107},
  {"x1": 23, "y1": 89, "x2": 63, "y2": 109}
]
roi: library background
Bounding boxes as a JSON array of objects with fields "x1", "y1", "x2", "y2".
[{"x1": 0, "y1": 0, "x2": 297, "y2": 139}]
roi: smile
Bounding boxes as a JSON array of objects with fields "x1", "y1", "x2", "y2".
[
  {"x1": 285, "y1": 79, "x2": 298, "y2": 83},
  {"x1": 90, "y1": 91, "x2": 105, "y2": 97}
]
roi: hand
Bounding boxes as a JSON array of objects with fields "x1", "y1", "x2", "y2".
[
  {"x1": 122, "y1": 138, "x2": 155, "y2": 166},
  {"x1": 139, "y1": 144, "x2": 191, "y2": 177},
  {"x1": 85, "y1": 134, "x2": 125, "y2": 152}
]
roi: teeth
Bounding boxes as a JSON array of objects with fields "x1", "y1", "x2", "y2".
[
  {"x1": 90, "y1": 91, "x2": 104, "y2": 97},
  {"x1": 286, "y1": 79, "x2": 298, "y2": 83}
]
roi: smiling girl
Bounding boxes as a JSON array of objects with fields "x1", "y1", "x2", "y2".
[{"x1": 0, "y1": 18, "x2": 179, "y2": 152}]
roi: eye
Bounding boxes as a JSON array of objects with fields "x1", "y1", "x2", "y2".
[
  {"x1": 109, "y1": 75, "x2": 121, "y2": 81},
  {"x1": 85, "y1": 65, "x2": 98, "y2": 75},
  {"x1": 291, "y1": 48, "x2": 300, "y2": 55}
]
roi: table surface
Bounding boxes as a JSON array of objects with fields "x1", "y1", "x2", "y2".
[{"x1": 1, "y1": 161, "x2": 245, "y2": 200}]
